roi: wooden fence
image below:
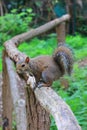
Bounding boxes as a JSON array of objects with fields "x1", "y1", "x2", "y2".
[{"x1": 2, "y1": 14, "x2": 81, "y2": 130}]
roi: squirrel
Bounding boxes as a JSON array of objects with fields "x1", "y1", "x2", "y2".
[{"x1": 16, "y1": 43, "x2": 73, "y2": 88}]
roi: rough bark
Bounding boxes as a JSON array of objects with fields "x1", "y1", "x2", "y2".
[{"x1": 25, "y1": 87, "x2": 50, "y2": 130}]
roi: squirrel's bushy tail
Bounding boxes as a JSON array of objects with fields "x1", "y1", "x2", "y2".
[{"x1": 53, "y1": 43, "x2": 73, "y2": 75}]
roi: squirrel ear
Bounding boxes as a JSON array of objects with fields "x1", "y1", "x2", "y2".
[{"x1": 25, "y1": 57, "x2": 30, "y2": 63}]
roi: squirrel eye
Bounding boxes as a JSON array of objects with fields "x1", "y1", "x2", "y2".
[{"x1": 21, "y1": 64, "x2": 25, "y2": 67}]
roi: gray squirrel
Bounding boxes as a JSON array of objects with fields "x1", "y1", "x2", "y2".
[{"x1": 16, "y1": 43, "x2": 73, "y2": 88}]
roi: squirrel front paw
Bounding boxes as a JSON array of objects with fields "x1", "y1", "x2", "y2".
[
  {"x1": 37, "y1": 82, "x2": 45, "y2": 88},
  {"x1": 37, "y1": 81, "x2": 52, "y2": 88},
  {"x1": 27, "y1": 75, "x2": 36, "y2": 90}
]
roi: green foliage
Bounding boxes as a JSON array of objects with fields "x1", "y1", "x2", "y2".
[
  {"x1": 66, "y1": 35, "x2": 87, "y2": 60},
  {"x1": 18, "y1": 35, "x2": 57, "y2": 57},
  {"x1": 18, "y1": 34, "x2": 87, "y2": 61},
  {"x1": 76, "y1": 17, "x2": 87, "y2": 35},
  {"x1": 0, "y1": 8, "x2": 35, "y2": 45},
  {"x1": 66, "y1": 35, "x2": 87, "y2": 49},
  {"x1": 50, "y1": 116, "x2": 57, "y2": 130},
  {"x1": 12, "y1": 120, "x2": 17, "y2": 130}
]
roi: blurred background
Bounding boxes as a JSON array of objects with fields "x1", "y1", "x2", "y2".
[
  {"x1": 0, "y1": 0, "x2": 87, "y2": 35},
  {"x1": 0, "y1": 0, "x2": 87, "y2": 130}
]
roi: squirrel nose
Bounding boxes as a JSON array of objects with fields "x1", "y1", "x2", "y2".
[{"x1": 16, "y1": 69, "x2": 21, "y2": 74}]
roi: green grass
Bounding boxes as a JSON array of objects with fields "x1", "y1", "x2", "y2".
[
  {"x1": 66, "y1": 35, "x2": 87, "y2": 60},
  {"x1": 18, "y1": 36, "x2": 57, "y2": 57}
]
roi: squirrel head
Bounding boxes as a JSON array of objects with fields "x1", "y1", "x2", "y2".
[{"x1": 16, "y1": 57, "x2": 31, "y2": 74}]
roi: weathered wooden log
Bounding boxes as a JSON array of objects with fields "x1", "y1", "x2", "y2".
[
  {"x1": 2, "y1": 51, "x2": 27, "y2": 130},
  {"x1": 2, "y1": 51, "x2": 13, "y2": 130}
]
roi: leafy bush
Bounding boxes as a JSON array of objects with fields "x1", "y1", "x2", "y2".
[
  {"x1": 76, "y1": 17, "x2": 87, "y2": 35},
  {"x1": 0, "y1": 8, "x2": 35, "y2": 45}
]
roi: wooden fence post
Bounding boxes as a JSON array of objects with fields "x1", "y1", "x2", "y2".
[
  {"x1": 56, "y1": 22, "x2": 66, "y2": 43},
  {"x1": 25, "y1": 87, "x2": 50, "y2": 130},
  {"x1": 2, "y1": 50, "x2": 27, "y2": 130},
  {"x1": 2, "y1": 50, "x2": 13, "y2": 130}
]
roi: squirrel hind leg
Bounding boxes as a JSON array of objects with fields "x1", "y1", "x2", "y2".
[{"x1": 37, "y1": 70, "x2": 53, "y2": 88}]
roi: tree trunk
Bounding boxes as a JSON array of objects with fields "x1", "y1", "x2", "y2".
[
  {"x1": 65, "y1": 0, "x2": 76, "y2": 34},
  {"x1": 0, "y1": 0, "x2": 7, "y2": 16}
]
